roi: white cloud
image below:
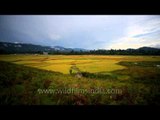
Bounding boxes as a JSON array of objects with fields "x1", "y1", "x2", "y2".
[
  {"x1": 107, "y1": 36, "x2": 160, "y2": 49},
  {"x1": 48, "y1": 33, "x2": 61, "y2": 40},
  {"x1": 107, "y1": 16, "x2": 160, "y2": 49},
  {"x1": 108, "y1": 37, "x2": 141, "y2": 49}
]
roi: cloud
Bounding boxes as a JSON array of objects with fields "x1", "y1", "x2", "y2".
[
  {"x1": 0, "y1": 15, "x2": 160, "y2": 49},
  {"x1": 108, "y1": 37, "x2": 142, "y2": 49},
  {"x1": 108, "y1": 36, "x2": 160, "y2": 50},
  {"x1": 107, "y1": 16, "x2": 160, "y2": 49},
  {"x1": 133, "y1": 30, "x2": 160, "y2": 38},
  {"x1": 48, "y1": 33, "x2": 61, "y2": 40}
]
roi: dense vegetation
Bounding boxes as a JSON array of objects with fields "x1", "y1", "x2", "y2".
[
  {"x1": 0, "y1": 60, "x2": 160, "y2": 105},
  {"x1": 48, "y1": 47, "x2": 160, "y2": 55}
]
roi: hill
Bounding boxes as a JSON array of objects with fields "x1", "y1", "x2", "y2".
[
  {"x1": 0, "y1": 42, "x2": 160, "y2": 55},
  {"x1": 0, "y1": 42, "x2": 87, "y2": 54}
]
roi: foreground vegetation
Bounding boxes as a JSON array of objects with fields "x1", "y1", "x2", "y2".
[{"x1": 0, "y1": 55, "x2": 160, "y2": 105}]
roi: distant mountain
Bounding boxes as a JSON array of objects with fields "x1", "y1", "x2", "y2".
[
  {"x1": 53, "y1": 46, "x2": 67, "y2": 50},
  {"x1": 71, "y1": 48, "x2": 88, "y2": 52},
  {"x1": 138, "y1": 46, "x2": 159, "y2": 51},
  {"x1": 0, "y1": 42, "x2": 88, "y2": 54},
  {"x1": 135, "y1": 47, "x2": 160, "y2": 55},
  {"x1": 0, "y1": 42, "x2": 160, "y2": 55}
]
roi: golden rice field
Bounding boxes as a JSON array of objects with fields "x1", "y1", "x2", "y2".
[
  {"x1": 1, "y1": 54, "x2": 160, "y2": 105},
  {"x1": 1, "y1": 54, "x2": 160, "y2": 74}
]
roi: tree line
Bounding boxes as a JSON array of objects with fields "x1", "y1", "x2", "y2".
[{"x1": 48, "y1": 48, "x2": 160, "y2": 55}]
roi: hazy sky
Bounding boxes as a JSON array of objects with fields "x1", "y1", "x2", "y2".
[{"x1": 0, "y1": 15, "x2": 160, "y2": 49}]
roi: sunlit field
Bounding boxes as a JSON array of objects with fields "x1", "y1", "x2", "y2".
[
  {"x1": 1, "y1": 55, "x2": 160, "y2": 74},
  {"x1": 0, "y1": 54, "x2": 160, "y2": 105}
]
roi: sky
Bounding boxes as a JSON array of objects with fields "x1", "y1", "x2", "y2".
[{"x1": 0, "y1": 15, "x2": 160, "y2": 50}]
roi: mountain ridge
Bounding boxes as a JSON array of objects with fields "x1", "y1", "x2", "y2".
[{"x1": 0, "y1": 42, "x2": 160, "y2": 55}]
